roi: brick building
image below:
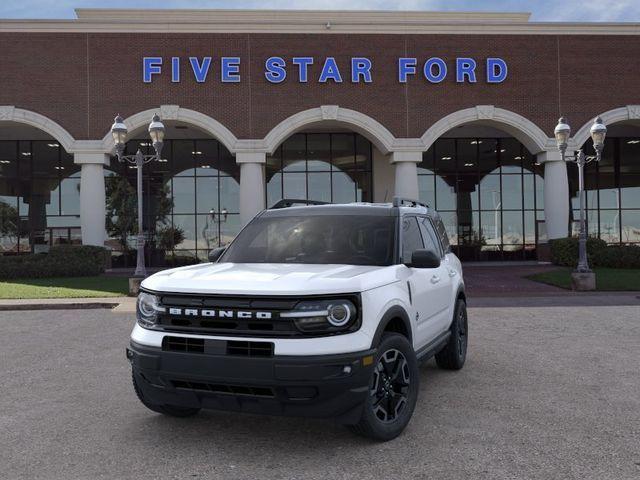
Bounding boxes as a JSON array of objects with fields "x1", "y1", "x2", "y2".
[{"x1": 1, "y1": 9, "x2": 639, "y2": 264}]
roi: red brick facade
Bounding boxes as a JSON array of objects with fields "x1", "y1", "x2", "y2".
[{"x1": 0, "y1": 32, "x2": 638, "y2": 141}]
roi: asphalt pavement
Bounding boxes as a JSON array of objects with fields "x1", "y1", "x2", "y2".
[{"x1": 1, "y1": 305, "x2": 639, "y2": 480}]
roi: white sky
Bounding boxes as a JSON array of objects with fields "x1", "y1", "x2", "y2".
[{"x1": 0, "y1": 0, "x2": 639, "y2": 22}]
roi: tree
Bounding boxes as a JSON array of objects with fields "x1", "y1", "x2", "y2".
[{"x1": 105, "y1": 175, "x2": 175, "y2": 251}]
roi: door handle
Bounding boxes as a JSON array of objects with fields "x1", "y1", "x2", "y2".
[
  {"x1": 430, "y1": 275, "x2": 441, "y2": 284},
  {"x1": 448, "y1": 269, "x2": 457, "y2": 277}
]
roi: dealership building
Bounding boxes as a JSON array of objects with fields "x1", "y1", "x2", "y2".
[{"x1": 1, "y1": 9, "x2": 640, "y2": 265}]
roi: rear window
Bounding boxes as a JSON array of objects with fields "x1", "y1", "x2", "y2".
[{"x1": 434, "y1": 216, "x2": 451, "y2": 253}]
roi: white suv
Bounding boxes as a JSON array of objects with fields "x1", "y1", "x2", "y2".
[{"x1": 127, "y1": 197, "x2": 467, "y2": 441}]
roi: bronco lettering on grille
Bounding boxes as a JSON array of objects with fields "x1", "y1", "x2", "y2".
[{"x1": 167, "y1": 307, "x2": 273, "y2": 320}]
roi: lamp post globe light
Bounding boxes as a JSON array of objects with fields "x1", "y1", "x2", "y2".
[
  {"x1": 554, "y1": 116, "x2": 607, "y2": 290},
  {"x1": 110, "y1": 113, "x2": 165, "y2": 279}
]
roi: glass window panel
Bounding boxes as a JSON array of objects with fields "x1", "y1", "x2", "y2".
[
  {"x1": 479, "y1": 175, "x2": 501, "y2": 212},
  {"x1": 620, "y1": 176, "x2": 640, "y2": 208},
  {"x1": 282, "y1": 134, "x2": 306, "y2": 172},
  {"x1": 267, "y1": 172, "x2": 282, "y2": 208},
  {"x1": 60, "y1": 177, "x2": 80, "y2": 215},
  {"x1": 435, "y1": 175, "x2": 456, "y2": 210},
  {"x1": 60, "y1": 150, "x2": 78, "y2": 176},
  {"x1": 219, "y1": 147, "x2": 238, "y2": 178},
  {"x1": 45, "y1": 216, "x2": 81, "y2": 228},
  {"x1": 266, "y1": 147, "x2": 282, "y2": 177},
  {"x1": 198, "y1": 213, "x2": 220, "y2": 250},
  {"x1": 419, "y1": 147, "x2": 434, "y2": 173},
  {"x1": 283, "y1": 172, "x2": 306, "y2": 198},
  {"x1": 353, "y1": 171, "x2": 371, "y2": 202},
  {"x1": 457, "y1": 211, "x2": 480, "y2": 245},
  {"x1": 172, "y1": 140, "x2": 195, "y2": 176},
  {"x1": 0, "y1": 193, "x2": 20, "y2": 253},
  {"x1": 331, "y1": 134, "x2": 356, "y2": 171},
  {"x1": 332, "y1": 171, "x2": 356, "y2": 204},
  {"x1": 172, "y1": 177, "x2": 195, "y2": 214},
  {"x1": 307, "y1": 134, "x2": 331, "y2": 171},
  {"x1": 0, "y1": 141, "x2": 18, "y2": 177},
  {"x1": 196, "y1": 176, "x2": 219, "y2": 214},
  {"x1": 31, "y1": 178, "x2": 60, "y2": 216},
  {"x1": 477, "y1": 139, "x2": 498, "y2": 174},
  {"x1": 355, "y1": 135, "x2": 372, "y2": 171},
  {"x1": 219, "y1": 177, "x2": 239, "y2": 214},
  {"x1": 19, "y1": 141, "x2": 32, "y2": 177},
  {"x1": 455, "y1": 175, "x2": 479, "y2": 211},
  {"x1": 502, "y1": 175, "x2": 523, "y2": 210},
  {"x1": 194, "y1": 140, "x2": 219, "y2": 174},
  {"x1": 481, "y1": 211, "x2": 501, "y2": 247},
  {"x1": 172, "y1": 215, "x2": 197, "y2": 250},
  {"x1": 418, "y1": 175, "x2": 435, "y2": 207},
  {"x1": 502, "y1": 211, "x2": 523, "y2": 245},
  {"x1": 307, "y1": 172, "x2": 331, "y2": 202},
  {"x1": 401, "y1": 217, "x2": 424, "y2": 264},
  {"x1": 32, "y1": 141, "x2": 59, "y2": 177},
  {"x1": 621, "y1": 210, "x2": 640, "y2": 243},
  {"x1": 570, "y1": 209, "x2": 599, "y2": 238},
  {"x1": 599, "y1": 210, "x2": 620, "y2": 243},
  {"x1": 524, "y1": 210, "x2": 536, "y2": 245},
  {"x1": 620, "y1": 138, "x2": 640, "y2": 174},
  {"x1": 500, "y1": 138, "x2": 522, "y2": 173},
  {"x1": 220, "y1": 214, "x2": 242, "y2": 246},
  {"x1": 434, "y1": 139, "x2": 455, "y2": 175},
  {"x1": 535, "y1": 174, "x2": 544, "y2": 210},
  {"x1": 457, "y1": 139, "x2": 477, "y2": 171},
  {"x1": 523, "y1": 174, "x2": 535, "y2": 209}
]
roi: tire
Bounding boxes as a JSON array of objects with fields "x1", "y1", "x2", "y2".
[
  {"x1": 131, "y1": 370, "x2": 201, "y2": 418},
  {"x1": 435, "y1": 298, "x2": 468, "y2": 370},
  {"x1": 349, "y1": 333, "x2": 419, "y2": 441}
]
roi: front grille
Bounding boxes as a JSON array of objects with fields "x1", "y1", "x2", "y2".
[
  {"x1": 154, "y1": 293, "x2": 360, "y2": 338},
  {"x1": 171, "y1": 380, "x2": 275, "y2": 398},
  {"x1": 162, "y1": 336, "x2": 204, "y2": 353},
  {"x1": 227, "y1": 340, "x2": 274, "y2": 357}
]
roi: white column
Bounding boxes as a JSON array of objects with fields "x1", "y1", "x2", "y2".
[
  {"x1": 75, "y1": 153, "x2": 109, "y2": 246},
  {"x1": 539, "y1": 151, "x2": 569, "y2": 240},
  {"x1": 391, "y1": 151, "x2": 422, "y2": 199},
  {"x1": 237, "y1": 151, "x2": 266, "y2": 225}
]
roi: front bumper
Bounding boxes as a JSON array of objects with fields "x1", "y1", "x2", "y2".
[{"x1": 127, "y1": 341, "x2": 376, "y2": 424}]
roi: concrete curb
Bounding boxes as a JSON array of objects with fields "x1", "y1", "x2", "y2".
[{"x1": 0, "y1": 302, "x2": 120, "y2": 311}]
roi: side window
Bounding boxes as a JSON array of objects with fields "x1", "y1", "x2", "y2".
[
  {"x1": 434, "y1": 216, "x2": 451, "y2": 253},
  {"x1": 401, "y1": 216, "x2": 424, "y2": 264},
  {"x1": 419, "y1": 217, "x2": 443, "y2": 258}
]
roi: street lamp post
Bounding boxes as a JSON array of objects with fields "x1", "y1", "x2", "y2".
[
  {"x1": 554, "y1": 116, "x2": 607, "y2": 288},
  {"x1": 110, "y1": 113, "x2": 166, "y2": 277}
]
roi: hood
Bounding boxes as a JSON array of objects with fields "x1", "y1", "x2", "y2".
[{"x1": 141, "y1": 262, "x2": 400, "y2": 295}]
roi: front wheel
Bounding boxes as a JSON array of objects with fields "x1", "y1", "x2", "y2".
[
  {"x1": 435, "y1": 298, "x2": 468, "y2": 370},
  {"x1": 348, "y1": 333, "x2": 419, "y2": 441}
]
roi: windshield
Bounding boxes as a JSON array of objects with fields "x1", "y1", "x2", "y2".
[{"x1": 220, "y1": 214, "x2": 396, "y2": 266}]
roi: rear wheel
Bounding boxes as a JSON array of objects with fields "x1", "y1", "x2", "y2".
[
  {"x1": 435, "y1": 298, "x2": 468, "y2": 370},
  {"x1": 349, "y1": 333, "x2": 419, "y2": 441},
  {"x1": 131, "y1": 370, "x2": 200, "y2": 418}
]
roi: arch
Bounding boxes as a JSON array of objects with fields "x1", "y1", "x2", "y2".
[
  {"x1": 100, "y1": 105, "x2": 239, "y2": 154},
  {"x1": 420, "y1": 106, "x2": 552, "y2": 154},
  {"x1": 571, "y1": 105, "x2": 640, "y2": 148},
  {"x1": 263, "y1": 106, "x2": 396, "y2": 155},
  {"x1": 0, "y1": 106, "x2": 76, "y2": 152}
]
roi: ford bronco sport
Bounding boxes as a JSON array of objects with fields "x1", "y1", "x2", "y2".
[{"x1": 127, "y1": 197, "x2": 467, "y2": 440}]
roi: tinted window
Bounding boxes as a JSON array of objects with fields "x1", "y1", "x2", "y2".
[
  {"x1": 221, "y1": 215, "x2": 395, "y2": 266},
  {"x1": 434, "y1": 216, "x2": 450, "y2": 252},
  {"x1": 419, "y1": 217, "x2": 443, "y2": 257},
  {"x1": 401, "y1": 217, "x2": 424, "y2": 264}
]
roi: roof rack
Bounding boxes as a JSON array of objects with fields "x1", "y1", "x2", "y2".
[
  {"x1": 270, "y1": 199, "x2": 330, "y2": 209},
  {"x1": 392, "y1": 196, "x2": 429, "y2": 209}
]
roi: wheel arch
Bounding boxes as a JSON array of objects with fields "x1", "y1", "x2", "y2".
[{"x1": 371, "y1": 305, "x2": 413, "y2": 348}]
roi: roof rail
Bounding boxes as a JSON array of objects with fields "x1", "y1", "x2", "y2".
[
  {"x1": 392, "y1": 196, "x2": 429, "y2": 209},
  {"x1": 270, "y1": 199, "x2": 330, "y2": 209}
]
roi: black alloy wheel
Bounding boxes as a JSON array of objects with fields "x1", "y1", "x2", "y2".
[
  {"x1": 371, "y1": 349, "x2": 411, "y2": 423},
  {"x1": 435, "y1": 298, "x2": 468, "y2": 370}
]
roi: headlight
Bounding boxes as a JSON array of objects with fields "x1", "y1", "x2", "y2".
[
  {"x1": 136, "y1": 292, "x2": 164, "y2": 328},
  {"x1": 281, "y1": 299, "x2": 358, "y2": 334}
]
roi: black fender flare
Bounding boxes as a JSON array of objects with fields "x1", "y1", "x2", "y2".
[{"x1": 371, "y1": 305, "x2": 413, "y2": 348}]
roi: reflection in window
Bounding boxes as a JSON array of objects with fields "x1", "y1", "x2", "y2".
[
  {"x1": 0, "y1": 140, "x2": 81, "y2": 254},
  {"x1": 419, "y1": 138, "x2": 542, "y2": 260},
  {"x1": 266, "y1": 133, "x2": 372, "y2": 207},
  {"x1": 107, "y1": 138, "x2": 239, "y2": 267}
]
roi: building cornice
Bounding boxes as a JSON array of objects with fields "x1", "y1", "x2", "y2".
[{"x1": 0, "y1": 9, "x2": 639, "y2": 35}]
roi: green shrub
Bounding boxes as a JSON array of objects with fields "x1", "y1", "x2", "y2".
[
  {"x1": 0, "y1": 245, "x2": 109, "y2": 280},
  {"x1": 550, "y1": 237, "x2": 640, "y2": 269}
]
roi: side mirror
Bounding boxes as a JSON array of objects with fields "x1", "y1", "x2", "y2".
[
  {"x1": 407, "y1": 249, "x2": 441, "y2": 269},
  {"x1": 208, "y1": 246, "x2": 226, "y2": 263}
]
